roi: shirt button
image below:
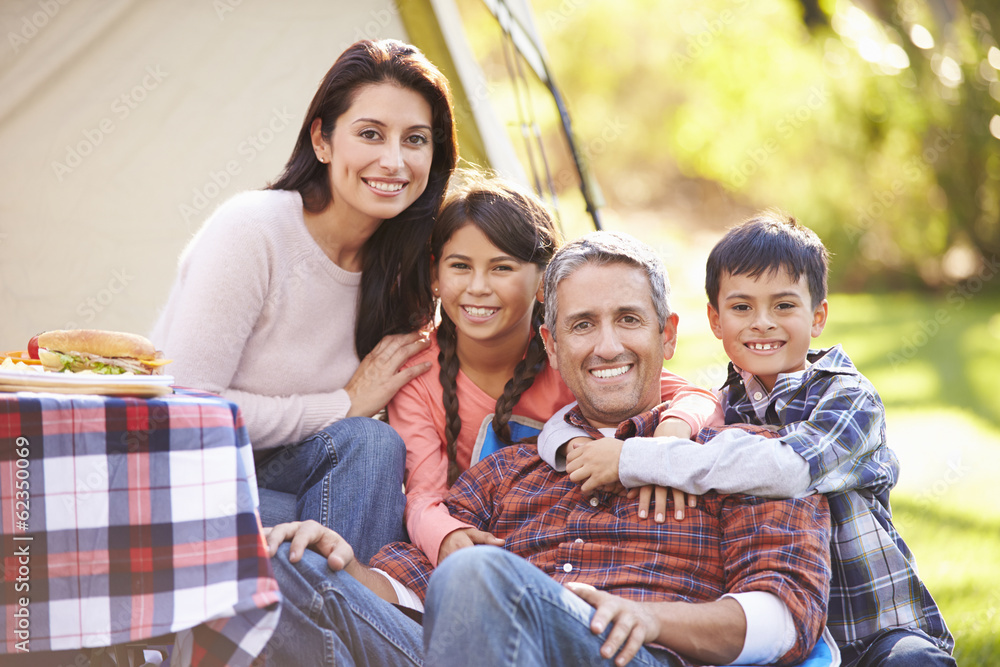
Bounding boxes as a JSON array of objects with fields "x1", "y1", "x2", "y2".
[
  {"x1": 588, "y1": 497, "x2": 599, "y2": 507},
  {"x1": 753, "y1": 391, "x2": 764, "y2": 401},
  {"x1": 574, "y1": 538, "x2": 584, "y2": 544},
  {"x1": 563, "y1": 563, "x2": 573, "y2": 573}
]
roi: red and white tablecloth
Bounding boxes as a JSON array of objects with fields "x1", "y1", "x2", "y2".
[{"x1": 0, "y1": 388, "x2": 280, "y2": 666}]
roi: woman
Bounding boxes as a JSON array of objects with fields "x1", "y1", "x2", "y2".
[{"x1": 153, "y1": 39, "x2": 458, "y2": 563}]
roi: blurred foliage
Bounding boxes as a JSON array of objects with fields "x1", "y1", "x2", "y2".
[{"x1": 461, "y1": 0, "x2": 1000, "y2": 293}]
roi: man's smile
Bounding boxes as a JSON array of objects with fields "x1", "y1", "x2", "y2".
[{"x1": 590, "y1": 364, "x2": 632, "y2": 379}]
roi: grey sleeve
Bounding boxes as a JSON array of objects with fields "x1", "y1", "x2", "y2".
[
  {"x1": 617, "y1": 429, "x2": 811, "y2": 498},
  {"x1": 537, "y1": 401, "x2": 589, "y2": 471}
]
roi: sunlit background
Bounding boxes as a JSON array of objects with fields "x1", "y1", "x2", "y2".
[
  {"x1": 452, "y1": 0, "x2": 1000, "y2": 662},
  {"x1": 2, "y1": 0, "x2": 998, "y2": 662}
]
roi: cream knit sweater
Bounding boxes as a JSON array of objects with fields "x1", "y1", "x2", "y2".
[{"x1": 152, "y1": 189, "x2": 358, "y2": 450}]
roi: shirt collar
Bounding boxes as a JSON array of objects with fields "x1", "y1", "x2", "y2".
[
  {"x1": 565, "y1": 402, "x2": 666, "y2": 440},
  {"x1": 720, "y1": 344, "x2": 858, "y2": 394}
]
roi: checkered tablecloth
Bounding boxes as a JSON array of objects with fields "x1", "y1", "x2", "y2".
[{"x1": 0, "y1": 388, "x2": 280, "y2": 666}]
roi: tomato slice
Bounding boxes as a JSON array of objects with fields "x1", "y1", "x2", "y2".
[{"x1": 28, "y1": 335, "x2": 39, "y2": 359}]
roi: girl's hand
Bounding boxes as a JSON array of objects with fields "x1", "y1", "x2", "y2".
[
  {"x1": 437, "y1": 527, "x2": 504, "y2": 563},
  {"x1": 653, "y1": 416, "x2": 692, "y2": 440},
  {"x1": 345, "y1": 332, "x2": 431, "y2": 417},
  {"x1": 628, "y1": 485, "x2": 696, "y2": 522}
]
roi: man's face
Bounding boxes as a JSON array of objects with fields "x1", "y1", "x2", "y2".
[
  {"x1": 707, "y1": 268, "x2": 828, "y2": 392},
  {"x1": 541, "y1": 262, "x2": 677, "y2": 430}
]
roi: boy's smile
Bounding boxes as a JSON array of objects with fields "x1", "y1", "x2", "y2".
[{"x1": 708, "y1": 268, "x2": 828, "y2": 392}]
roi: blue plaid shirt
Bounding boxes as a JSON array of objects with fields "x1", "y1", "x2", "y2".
[{"x1": 719, "y1": 344, "x2": 953, "y2": 662}]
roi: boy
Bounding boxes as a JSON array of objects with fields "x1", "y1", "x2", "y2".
[{"x1": 537, "y1": 211, "x2": 954, "y2": 667}]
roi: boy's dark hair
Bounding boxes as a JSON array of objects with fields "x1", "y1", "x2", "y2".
[{"x1": 705, "y1": 209, "x2": 829, "y2": 309}]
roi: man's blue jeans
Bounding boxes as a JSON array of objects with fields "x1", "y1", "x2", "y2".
[
  {"x1": 264, "y1": 543, "x2": 424, "y2": 666},
  {"x1": 255, "y1": 417, "x2": 407, "y2": 564},
  {"x1": 266, "y1": 544, "x2": 681, "y2": 666}
]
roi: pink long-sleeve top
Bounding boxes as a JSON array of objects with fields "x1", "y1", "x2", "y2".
[{"x1": 387, "y1": 329, "x2": 722, "y2": 565}]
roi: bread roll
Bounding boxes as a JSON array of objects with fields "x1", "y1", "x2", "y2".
[{"x1": 37, "y1": 329, "x2": 157, "y2": 360}]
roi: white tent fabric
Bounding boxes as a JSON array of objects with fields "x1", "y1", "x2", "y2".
[{"x1": 0, "y1": 0, "x2": 522, "y2": 348}]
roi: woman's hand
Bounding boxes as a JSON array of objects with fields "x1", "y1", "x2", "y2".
[
  {"x1": 437, "y1": 527, "x2": 504, "y2": 563},
  {"x1": 345, "y1": 332, "x2": 431, "y2": 418}
]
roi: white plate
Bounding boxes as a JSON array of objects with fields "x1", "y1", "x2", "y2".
[{"x1": 0, "y1": 368, "x2": 174, "y2": 397}]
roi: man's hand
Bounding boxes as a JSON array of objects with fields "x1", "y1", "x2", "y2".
[
  {"x1": 566, "y1": 437, "x2": 624, "y2": 493},
  {"x1": 437, "y1": 527, "x2": 505, "y2": 563},
  {"x1": 565, "y1": 583, "x2": 661, "y2": 667},
  {"x1": 264, "y1": 520, "x2": 356, "y2": 573},
  {"x1": 652, "y1": 416, "x2": 692, "y2": 440}
]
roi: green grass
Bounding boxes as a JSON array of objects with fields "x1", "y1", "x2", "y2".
[{"x1": 665, "y1": 290, "x2": 1000, "y2": 665}]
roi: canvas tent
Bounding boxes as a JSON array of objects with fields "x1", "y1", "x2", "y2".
[{"x1": 0, "y1": 0, "x2": 596, "y2": 349}]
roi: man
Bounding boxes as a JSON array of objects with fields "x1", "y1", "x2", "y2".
[{"x1": 263, "y1": 231, "x2": 832, "y2": 667}]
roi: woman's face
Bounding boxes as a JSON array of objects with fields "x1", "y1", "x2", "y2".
[
  {"x1": 318, "y1": 82, "x2": 434, "y2": 225},
  {"x1": 433, "y1": 224, "x2": 544, "y2": 349}
]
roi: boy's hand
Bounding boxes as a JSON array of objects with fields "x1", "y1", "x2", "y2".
[
  {"x1": 566, "y1": 437, "x2": 623, "y2": 493},
  {"x1": 653, "y1": 416, "x2": 693, "y2": 440},
  {"x1": 556, "y1": 436, "x2": 594, "y2": 468}
]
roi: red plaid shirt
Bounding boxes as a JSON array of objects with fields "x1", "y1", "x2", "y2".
[{"x1": 372, "y1": 403, "x2": 831, "y2": 666}]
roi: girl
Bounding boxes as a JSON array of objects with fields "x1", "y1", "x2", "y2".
[
  {"x1": 153, "y1": 39, "x2": 457, "y2": 563},
  {"x1": 388, "y1": 174, "x2": 720, "y2": 565}
]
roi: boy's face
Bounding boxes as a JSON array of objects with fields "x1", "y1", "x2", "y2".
[{"x1": 707, "y1": 268, "x2": 828, "y2": 392}]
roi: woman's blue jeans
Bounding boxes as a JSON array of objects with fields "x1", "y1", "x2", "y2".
[
  {"x1": 255, "y1": 417, "x2": 407, "y2": 565},
  {"x1": 265, "y1": 544, "x2": 682, "y2": 667}
]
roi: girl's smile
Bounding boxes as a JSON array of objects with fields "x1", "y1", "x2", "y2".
[{"x1": 434, "y1": 224, "x2": 543, "y2": 349}]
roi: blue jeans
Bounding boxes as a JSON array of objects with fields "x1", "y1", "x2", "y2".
[
  {"x1": 424, "y1": 546, "x2": 681, "y2": 667},
  {"x1": 266, "y1": 545, "x2": 681, "y2": 667},
  {"x1": 265, "y1": 543, "x2": 423, "y2": 666},
  {"x1": 847, "y1": 628, "x2": 956, "y2": 667},
  {"x1": 255, "y1": 417, "x2": 407, "y2": 564}
]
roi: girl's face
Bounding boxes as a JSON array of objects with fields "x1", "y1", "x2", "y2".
[
  {"x1": 433, "y1": 224, "x2": 544, "y2": 348},
  {"x1": 314, "y1": 82, "x2": 434, "y2": 225}
]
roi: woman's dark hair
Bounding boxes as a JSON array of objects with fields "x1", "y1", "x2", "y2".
[
  {"x1": 431, "y1": 174, "x2": 559, "y2": 486},
  {"x1": 270, "y1": 39, "x2": 458, "y2": 358}
]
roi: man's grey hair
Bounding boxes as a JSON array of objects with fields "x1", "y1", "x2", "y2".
[{"x1": 543, "y1": 231, "x2": 671, "y2": 338}]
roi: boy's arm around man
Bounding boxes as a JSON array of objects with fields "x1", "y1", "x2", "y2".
[{"x1": 617, "y1": 346, "x2": 898, "y2": 502}]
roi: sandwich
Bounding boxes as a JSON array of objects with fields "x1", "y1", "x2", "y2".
[{"x1": 33, "y1": 329, "x2": 171, "y2": 375}]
